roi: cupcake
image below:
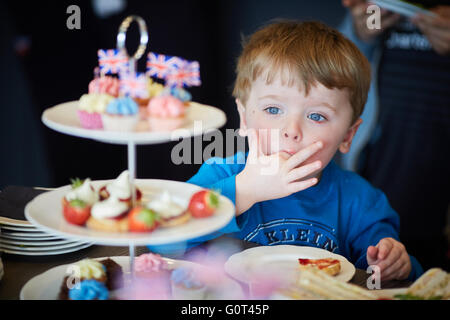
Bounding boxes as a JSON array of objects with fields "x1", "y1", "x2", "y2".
[
  {"x1": 58, "y1": 258, "x2": 124, "y2": 300},
  {"x1": 132, "y1": 253, "x2": 171, "y2": 299},
  {"x1": 68, "y1": 280, "x2": 109, "y2": 300},
  {"x1": 147, "y1": 95, "x2": 186, "y2": 131},
  {"x1": 136, "y1": 79, "x2": 165, "y2": 120},
  {"x1": 170, "y1": 267, "x2": 206, "y2": 300},
  {"x1": 102, "y1": 97, "x2": 139, "y2": 132},
  {"x1": 88, "y1": 76, "x2": 120, "y2": 97},
  {"x1": 78, "y1": 93, "x2": 114, "y2": 129}
]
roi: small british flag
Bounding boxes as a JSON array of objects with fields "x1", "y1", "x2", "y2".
[
  {"x1": 98, "y1": 49, "x2": 129, "y2": 75},
  {"x1": 146, "y1": 52, "x2": 182, "y2": 79},
  {"x1": 166, "y1": 58, "x2": 201, "y2": 88},
  {"x1": 119, "y1": 72, "x2": 149, "y2": 99}
]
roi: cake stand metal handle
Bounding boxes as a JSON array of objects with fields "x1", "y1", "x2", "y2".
[{"x1": 116, "y1": 15, "x2": 149, "y2": 74}]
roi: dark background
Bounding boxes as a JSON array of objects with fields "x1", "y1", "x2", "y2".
[{"x1": 0, "y1": 0, "x2": 346, "y2": 188}]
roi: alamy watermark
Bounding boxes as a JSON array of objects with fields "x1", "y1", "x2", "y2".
[{"x1": 66, "y1": 5, "x2": 81, "y2": 30}]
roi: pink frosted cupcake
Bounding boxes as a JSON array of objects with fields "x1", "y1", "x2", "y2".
[
  {"x1": 147, "y1": 96, "x2": 186, "y2": 131},
  {"x1": 88, "y1": 76, "x2": 120, "y2": 97},
  {"x1": 78, "y1": 93, "x2": 114, "y2": 129},
  {"x1": 132, "y1": 253, "x2": 171, "y2": 299}
]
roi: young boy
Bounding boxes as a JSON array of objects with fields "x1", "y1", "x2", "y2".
[{"x1": 154, "y1": 20, "x2": 423, "y2": 281}]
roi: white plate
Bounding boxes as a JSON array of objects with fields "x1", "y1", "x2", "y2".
[
  {"x1": 0, "y1": 217, "x2": 34, "y2": 227},
  {"x1": 0, "y1": 232, "x2": 61, "y2": 240},
  {"x1": 0, "y1": 237, "x2": 83, "y2": 247},
  {"x1": 20, "y1": 256, "x2": 245, "y2": 300},
  {"x1": 0, "y1": 225, "x2": 42, "y2": 232},
  {"x1": 25, "y1": 179, "x2": 235, "y2": 246},
  {"x1": 0, "y1": 240, "x2": 93, "y2": 252},
  {"x1": 42, "y1": 101, "x2": 227, "y2": 145},
  {"x1": 224, "y1": 245, "x2": 356, "y2": 286},
  {"x1": 0, "y1": 242, "x2": 93, "y2": 257}
]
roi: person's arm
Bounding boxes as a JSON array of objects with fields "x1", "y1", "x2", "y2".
[
  {"x1": 346, "y1": 189, "x2": 424, "y2": 281},
  {"x1": 340, "y1": 0, "x2": 400, "y2": 59},
  {"x1": 412, "y1": 5, "x2": 450, "y2": 56}
]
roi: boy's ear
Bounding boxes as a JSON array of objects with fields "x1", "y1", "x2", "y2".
[
  {"x1": 339, "y1": 118, "x2": 363, "y2": 154},
  {"x1": 236, "y1": 98, "x2": 248, "y2": 137}
]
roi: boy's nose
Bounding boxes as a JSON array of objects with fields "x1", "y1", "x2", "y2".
[{"x1": 282, "y1": 126, "x2": 302, "y2": 142}]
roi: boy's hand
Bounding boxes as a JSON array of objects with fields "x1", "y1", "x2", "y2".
[
  {"x1": 235, "y1": 129, "x2": 323, "y2": 215},
  {"x1": 411, "y1": 6, "x2": 450, "y2": 56},
  {"x1": 342, "y1": 0, "x2": 401, "y2": 43},
  {"x1": 366, "y1": 237, "x2": 412, "y2": 281}
]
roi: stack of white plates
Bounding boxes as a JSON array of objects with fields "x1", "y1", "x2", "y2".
[{"x1": 0, "y1": 217, "x2": 93, "y2": 256}]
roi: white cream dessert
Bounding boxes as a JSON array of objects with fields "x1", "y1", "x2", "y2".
[
  {"x1": 65, "y1": 178, "x2": 99, "y2": 205},
  {"x1": 105, "y1": 170, "x2": 132, "y2": 200},
  {"x1": 146, "y1": 191, "x2": 190, "y2": 227},
  {"x1": 146, "y1": 191, "x2": 184, "y2": 219},
  {"x1": 91, "y1": 196, "x2": 129, "y2": 220}
]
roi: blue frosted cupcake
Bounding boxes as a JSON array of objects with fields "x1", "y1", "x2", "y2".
[
  {"x1": 69, "y1": 279, "x2": 109, "y2": 300},
  {"x1": 170, "y1": 267, "x2": 206, "y2": 300},
  {"x1": 102, "y1": 96, "x2": 139, "y2": 132}
]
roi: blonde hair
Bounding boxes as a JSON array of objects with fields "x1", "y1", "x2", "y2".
[{"x1": 232, "y1": 20, "x2": 371, "y2": 123}]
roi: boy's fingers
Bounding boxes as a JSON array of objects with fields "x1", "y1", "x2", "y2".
[
  {"x1": 247, "y1": 129, "x2": 262, "y2": 161},
  {"x1": 287, "y1": 177, "x2": 318, "y2": 194},
  {"x1": 376, "y1": 245, "x2": 402, "y2": 274},
  {"x1": 284, "y1": 141, "x2": 323, "y2": 171},
  {"x1": 366, "y1": 245, "x2": 378, "y2": 263},
  {"x1": 285, "y1": 160, "x2": 322, "y2": 183},
  {"x1": 377, "y1": 238, "x2": 393, "y2": 260}
]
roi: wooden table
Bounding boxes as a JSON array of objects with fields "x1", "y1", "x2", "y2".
[{"x1": 0, "y1": 236, "x2": 412, "y2": 300}]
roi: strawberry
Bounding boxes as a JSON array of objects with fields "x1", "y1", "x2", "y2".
[
  {"x1": 188, "y1": 190, "x2": 219, "y2": 218},
  {"x1": 99, "y1": 185, "x2": 142, "y2": 203},
  {"x1": 128, "y1": 206, "x2": 160, "y2": 232},
  {"x1": 62, "y1": 198, "x2": 91, "y2": 225}
]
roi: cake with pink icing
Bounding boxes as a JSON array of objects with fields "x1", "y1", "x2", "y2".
[
  {"x1": 132, "y1": 253, "x2": 171, "y2": 299},
  {"x1": 88, "y1": 76, "x2": 120, "y2": 97},
  {"x1": 77, "y1": 93, "x2": 114, "y2": 129},
  {"x1": 147, "y1": 95, "x2": 186, "y2": 131}
]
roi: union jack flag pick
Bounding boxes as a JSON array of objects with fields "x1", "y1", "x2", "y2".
[
  {"x1": 119, "y1": 72, "x2": 149, "y2": 99},
  {"x1": 165, "y1": 58, "x2": 201, "y2": 88},
  {"x1": 98, "y1": 49, "x2": 129, "y2": 75},
  {"x1": 146, "y1": 52, "x2": 182, "y2": 79}
]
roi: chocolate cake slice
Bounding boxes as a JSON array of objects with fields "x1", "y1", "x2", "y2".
[{"x1": 58, "y1": 258, "x2": 124, "y2": 300}]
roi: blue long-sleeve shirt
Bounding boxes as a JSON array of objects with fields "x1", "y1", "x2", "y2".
[{"x1": 149, "y1": 152, "x2": 423, "y2": 281}]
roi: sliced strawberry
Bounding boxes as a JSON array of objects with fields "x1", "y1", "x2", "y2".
[
  {"x1": 62, "y1": 198, "x2": 91, "y2": 225},
  {"x1": 99, "y1": 185, "x2": 142, "y2": 203},
  {"x1": 128, "y1": 206, "x2": 160, "y2": 232},
  {"x1": 188, "y1": 190, "x2": 219, "y2": 218}
]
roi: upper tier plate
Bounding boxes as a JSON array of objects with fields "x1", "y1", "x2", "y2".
[
  {"x1": 25, "y1": 179, "x2": 235, "y2": 246},
  {"x1": 42, "y1": 101, "x2": 227, "y2": 145}
]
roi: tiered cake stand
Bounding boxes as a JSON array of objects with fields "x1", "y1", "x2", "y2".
[{"x1": 24, "y1": 16, "x2": 235, "y2": 278}]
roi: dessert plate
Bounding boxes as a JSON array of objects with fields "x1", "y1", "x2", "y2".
[
  {"x1": 25, "y1": 179, "x2": 235, "y2": 246},
  {"x1": 0, "y1": 242, "x2": 92, "y2": 257},
  {"x1": 0, "y1": 239, "x2": 92, "y2": 252},
  {"x1": 0, "y1": 217, "x2": 34, "y2": 227},
  {"x1": 0, "y1": 232, "x2": 62, "y2": 240},
  {"x1": 20, "y1": 256, "x2": 245, "y2": 300},
  {"x1": 42, "y1": 101, "x2": 227, "y2": 145},
  {"x1": 224, "y1": 245, "x2": 356, "y2": 286},
  {"x1": 0, "y1": 225, "x2": 43, "y2": 232}
]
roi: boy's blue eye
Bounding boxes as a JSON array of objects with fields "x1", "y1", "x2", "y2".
[
  {"x1": 308, "y1": 113, "x2": 326, "y2": 122},
  {"x1": 264, "y1": 106, "x2": 281, "y2": 115}
]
